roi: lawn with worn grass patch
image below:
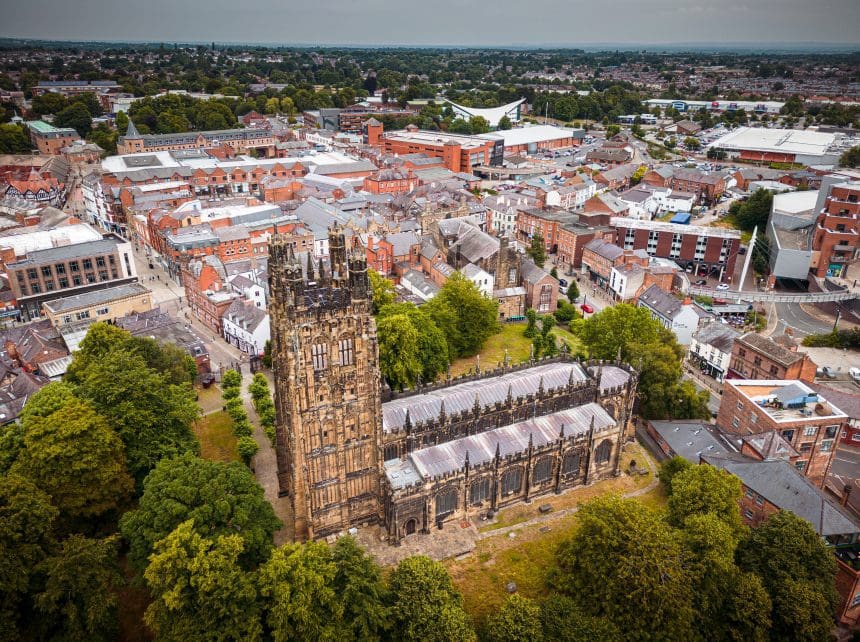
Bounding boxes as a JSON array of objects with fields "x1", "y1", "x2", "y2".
[
  {"x1": 193, "y1": 410, "x2": 239, "y2": 462},
  {"x1": 449, "y1": 322, "x2": 583, "y2": 378},
  {"x1": 447, "y1": 444, "x2": 664, "y2": 626}
]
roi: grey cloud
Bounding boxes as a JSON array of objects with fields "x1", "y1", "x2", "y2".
[{"x1": 1, "y1": 0, "x2": 858, "y2": 46}]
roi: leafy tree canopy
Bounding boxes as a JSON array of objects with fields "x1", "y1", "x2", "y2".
[
  {"x1": 119, "y1": 453, "x2": 281, "y2": 573},
  {"x1": 144, "y1": 520, "x2": 262, "y2": 641},
  {"x1": 423, "y1": 273, "x2": 499, "y2": 359},
  {"x1": 388, "y1": 555, "x2": 477, "y2": 642},
  {"x1": 33, "y1": 534, "x2": 122, "y2": 642}
]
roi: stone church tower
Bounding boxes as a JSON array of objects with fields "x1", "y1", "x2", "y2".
[{"x1": 268, "y1": 225, "x2": 384, "y2": 541}]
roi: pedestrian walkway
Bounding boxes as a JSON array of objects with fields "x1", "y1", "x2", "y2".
[{"x1": 243, "y1": 370, "x2": 293, "y2": 545}]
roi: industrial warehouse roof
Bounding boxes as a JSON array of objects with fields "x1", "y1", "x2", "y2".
[
  {"x1": 385, "y1": 402, "x2": 615, "y2": 488},
  {"x1": 444, "y1": 98, "x2": 526, "y2": 128},
  {"x1": 708, "y1": 126, "x2": 838, "y2": 157},
  {"x1": 479, "y1": 125, "x2": 584, "y2": 147},
  {"x1": 381, "y1": 361, "x2": 590, "y2": 433}
]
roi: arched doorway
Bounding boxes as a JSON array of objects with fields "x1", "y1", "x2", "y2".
[{"x1": 404, "y1": 518, "x2": 417, "y2": 536}]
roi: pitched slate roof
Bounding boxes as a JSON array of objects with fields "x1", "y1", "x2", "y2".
[
  {"x1": 736, "y1": 332, "x2": 805, "y2": 368},
  {"x1": 637, "y1": 284, "x2": 684, "y2": 319},
  {"x1": 703, "y1": 454, "x2": 860, "y2": 537},
  {"x1": 693, "y1": 323, "x2": 741, "y2": 353}
]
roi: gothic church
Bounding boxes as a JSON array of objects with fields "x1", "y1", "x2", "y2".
[{"x1": 269, "y1": 226, "x2": 637, "y2": 543}]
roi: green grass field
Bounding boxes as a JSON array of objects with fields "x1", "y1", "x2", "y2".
[
  {"x1": 193, "y1": 410, "x2": 239, "y2": 462},
  {"x1": 449, "y1": 322, "x2": 583, "y2": 378}
]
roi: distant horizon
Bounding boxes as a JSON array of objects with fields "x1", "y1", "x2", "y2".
[
  {"x1": 0, "y1": 36, "x2": 858, "y2": 55},
  {"x1": 1, "y1": 0, "x2": 857, "y2": 50}
]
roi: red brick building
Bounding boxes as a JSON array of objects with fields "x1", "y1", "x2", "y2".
[
  {"x1": 611, "y1": 218, "x2": 741, "y2": 282},
  {"x1": 515, "y1": 207, "x2": 578, "y2": 253},
  {"x1": 717, "y1": 379, "x2": 847, "y2": 487},
  {"x1": 666, "y1": 169, "x2": 726, "y2": 205},
  {"x1": 363, "y1": 168, "x2": 415, "y2": 195},
  {"x1": 378, "y1": 126, "x2": 501, "y2": 174},
  {"x1": 812, "y1": 179, "x2": 859, "y2": 278},
  {"x1": 180, "y1": 256, "x2": 236, "y2": 335},
  {"x1": 728, "y1": 332, "x2": 818, "y2": 381},
  {"x1": 26, "y1": 121, "x2": 81, "y2": 155}
]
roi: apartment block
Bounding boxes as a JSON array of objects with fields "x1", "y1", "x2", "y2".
[{"x1": 717, "y1": 380, "x2": 847, "y2": 487}]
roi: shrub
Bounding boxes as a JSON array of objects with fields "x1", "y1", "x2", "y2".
[
  {"x1": 232, "y1": 418, "x2": 253, "y2": 438},
  {"x1": 237, "y1": 436, "x2": 259, "y2": 465}
]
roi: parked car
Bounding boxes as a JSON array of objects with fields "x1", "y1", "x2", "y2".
[
  {"x1": 558, "y1": 278, "x2": 569, "y2": 287},
  {"x1": 694, "y1": 279, "x2": 707, "y2": 286},
  {"x1": 716, "y1": 283, "x2": 730, "y2": 291},
  {"x1": 819, "y1": 366, "x2": 837, "y2": 379},
  {"x1": 581, "y1": 303, "x2": 594, "y2": 314},
  {"x1": 850, "y1": 367, "x2": 860, "y2": 383}
]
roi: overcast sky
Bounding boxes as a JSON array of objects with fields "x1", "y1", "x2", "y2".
[{"x1": 2, "y1": 0, "x2": 858, "y2": 47}]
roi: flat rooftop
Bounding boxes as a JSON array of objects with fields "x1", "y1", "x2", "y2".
[
  {"x1": 709, "y1": 127, "x2": 838, "y2": 157},
  {"x1": 772, "y1": 190, "x2": 819, "y2": 216},
  {"x1": 382, "y1": 129, "x2": 491, "y2": 150},
  {"x1": 727, "y1": 379, "x2": 847, "y2": 423},
  {"x1": 0, "y1": 224, "x2": 103, "y2": 257},
  {"x1": 610, "y1": 216, "x2": 742, "y2": 239},
  {"x1": 27, "y1": 120, "x2": 77, "y2": 135},
  {"x1": 479, "y1": 125, "x2": 584, "y2": 147}
]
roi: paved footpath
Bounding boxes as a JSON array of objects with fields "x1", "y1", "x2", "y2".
[{"x1": 244, "y1": 370, "x2": 293, "y2": 545}]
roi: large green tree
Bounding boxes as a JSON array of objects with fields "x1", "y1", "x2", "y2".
[
  {"x1": 331, "y1": 536, "x2": 389, "y2": 641},
  {"x1": 730, "y1": 189, "x2": 773, "y2": 232},
  {"x1": 538, "y1": 594, "x2": 620, "y2": 642},
  {"x1": 0, "y1": 123, "x2": 32, "y2": 153},
  {"x1": 67, "y1": 324, "x2": 199, "y2": 483},
  {"x1": 736, "y1": 510, "x2": 838, "y2": 641},
  {"x1": 258, "y1": 541, "x2": 346, "y2": 642},
  {"x1": 368, "y1": 269, "x2": 395, "y2": 314},
  {"x1": 424, "y1": 272, "x2": 499, "y2": 359},
  {"x1": 667, "y1": 464, "x2": 745, "y2": 537},
  {"x1": 388, "y1": 555, "x2": 477, "y2": 642},
  {"x1": 377, "y1": 313, "x2": 423, "y2": 390},
  {"x1": 144, "y1": 521, "x2": 262, "y2": 641},
  {"x1": 579, "y1": 304, "x2": 671, "y2": 361},
  {"x1": 580, "y1": 305, "x2": 709, "y2": 420},
  {"x1": 553, "y1": 495, "x2": 695, "y2": 640},
  {"x1": 0, "y1": 474, "x2": 58, "y2": 639},
  {"x1": 14, "y1": 391, "x2": 133, "y2": 524},
  {"x1": 527, "y1": 233, "x2": 547, "y2": 268},
  {"x1": 33, "y1": 535, "x2": 122, "y2": 642},
  {"x1": 485, "y1": 594, "x2": 543, "y2": 642},
  {"x1": 120, "y1": 453, "x2": 280, "y2": 573},
  {"x1": 378, "y1": 302, "x2": 449, "y2": 384},
  {"x1": 841, "y1": 145, "x2": 860, "y2": 168},
  {"x1": 53, "y1": 102, "x2": 93, "y2": 137}
]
